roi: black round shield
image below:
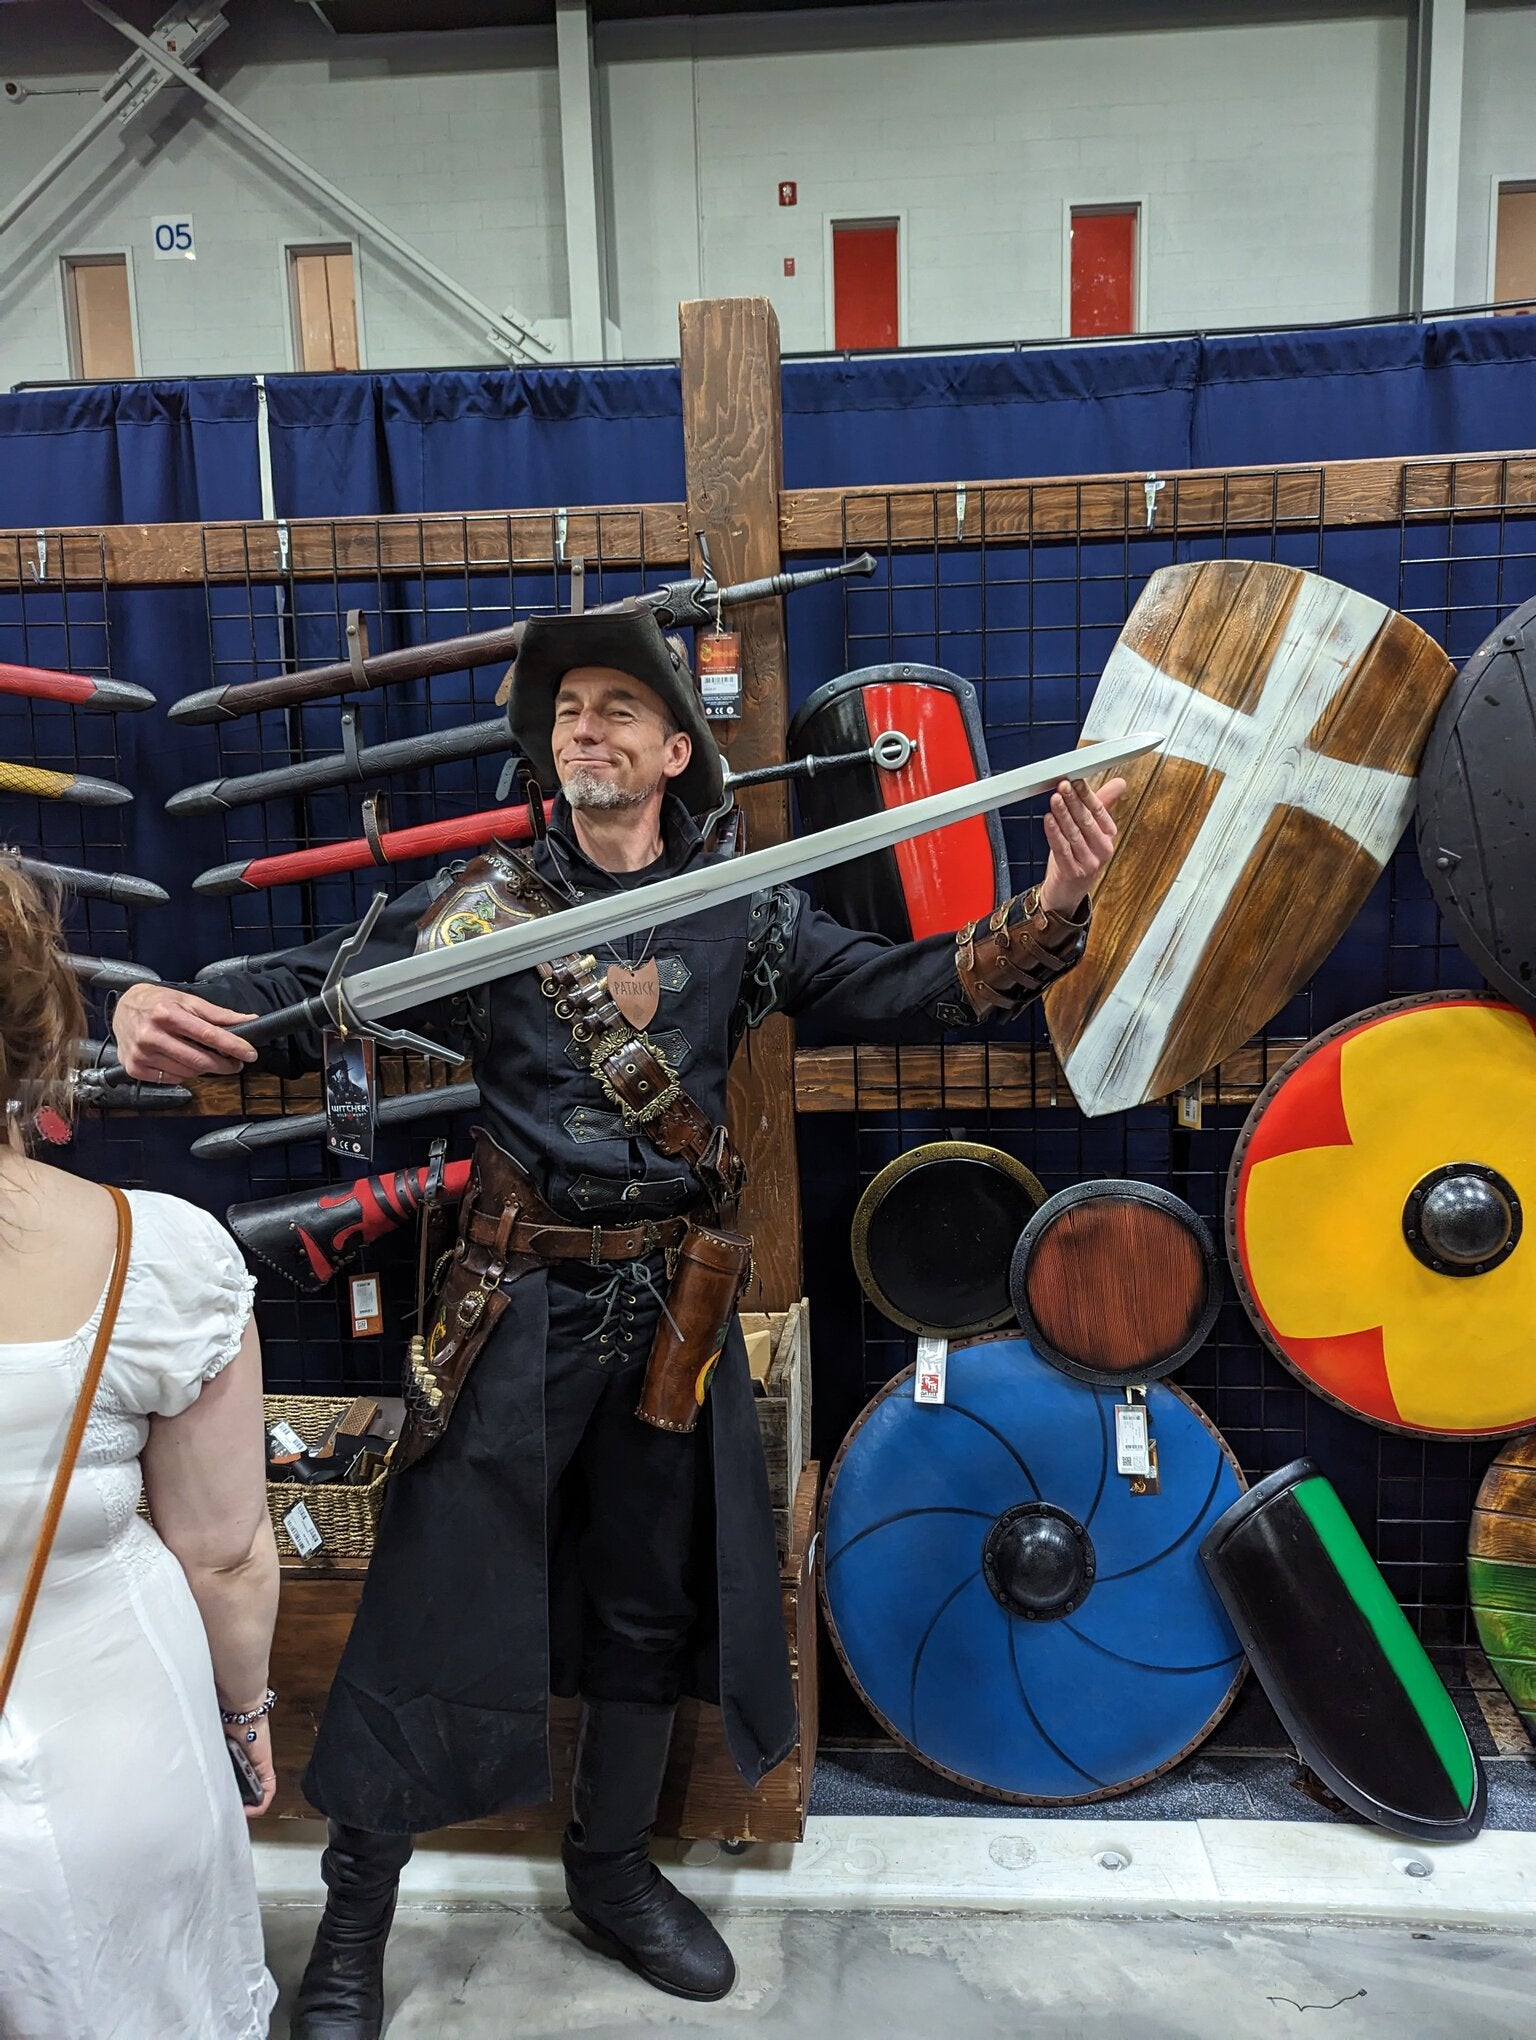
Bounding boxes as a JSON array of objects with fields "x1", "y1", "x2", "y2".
[
  {"x1": 851, "y1": 1141, "x2": 1044, "y2": 1336},
  {"x1": 1417, "y1": 594, "x2": 1536, "y2": 1014}
]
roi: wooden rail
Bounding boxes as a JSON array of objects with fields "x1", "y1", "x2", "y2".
[
  {"x1": 5, "y1": 452, "x2": 1533, "y2": 590},
  {"x1": 133, "y1": 1037, "x2": 1303, "y2": 1121},
  {"x1": 791, "y1": 1039, "x2": 1305, "y2": 1114}
]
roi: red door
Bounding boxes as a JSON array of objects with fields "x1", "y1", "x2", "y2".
[
  {"x1": 833, "y1": 221, "x2": 899, "y2": 350},
  {"x1": 1071, "y1": 208, "x2": 1137, "y2": 337}
]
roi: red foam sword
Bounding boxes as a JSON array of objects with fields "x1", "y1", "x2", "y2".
[
  {"x1": 193, "y1": 800, "x2": 552, "y2": 895},
  {"x1": 0, "y1": 661, "x2": 154, "y2": 712}
]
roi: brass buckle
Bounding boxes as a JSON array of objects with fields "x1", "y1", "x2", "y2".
[{"x1": 590, "y1": 1225, "x2": 603, "y2": 1267}]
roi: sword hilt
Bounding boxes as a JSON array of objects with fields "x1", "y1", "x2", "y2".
[{"x1": 230, "y1": 892, "x2": 459, "y2": 1062}]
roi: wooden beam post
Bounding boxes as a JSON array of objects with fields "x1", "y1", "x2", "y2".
[{"x1": 678, "y1": 296, "x2": 802, "y2": 1310}]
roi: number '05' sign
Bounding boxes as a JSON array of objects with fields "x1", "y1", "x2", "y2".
[{"x1": 151, "y1": 217, "x2": 195, "y2": 260}]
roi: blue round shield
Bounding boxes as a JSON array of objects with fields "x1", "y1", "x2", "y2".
[{"x1": 819, "y1": 1336, "x2": 1247, "y2": 1802}]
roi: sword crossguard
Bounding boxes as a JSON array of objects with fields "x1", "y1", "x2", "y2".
[{"x1": 320, "y1": 892, "x2": 462, "y2": 1065}]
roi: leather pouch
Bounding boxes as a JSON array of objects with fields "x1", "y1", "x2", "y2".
[
  {"x1": 636, "y1": 1224, "x2": 753, "y2": 1434},
  {"x1": 397, "y1": 1200, "x2": 531, "y2": 1471}
]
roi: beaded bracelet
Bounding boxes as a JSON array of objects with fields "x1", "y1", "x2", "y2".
[{"x1": 221, "y1": 1688, "x2": 277, "y2": 1745}]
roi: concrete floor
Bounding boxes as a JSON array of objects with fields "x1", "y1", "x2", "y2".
[{"x1": 261, "y1": 1906, "x2": 1536, "y2": 2039}]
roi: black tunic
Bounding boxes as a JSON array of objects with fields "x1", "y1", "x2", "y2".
[{"x1": 207, "y1": 796, "x2": 1001, "y2": 1832}]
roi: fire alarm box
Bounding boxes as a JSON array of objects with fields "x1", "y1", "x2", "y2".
[{"x1": 778, "y1": 181, "x2": 797, "y2": 207}]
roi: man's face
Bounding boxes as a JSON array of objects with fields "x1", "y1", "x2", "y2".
[{"x1": 551, "y1": 666, "x2": 692, "y2": 811}]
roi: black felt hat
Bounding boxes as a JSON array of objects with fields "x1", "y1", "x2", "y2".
[{"x1": 507, "y1": 607, "x2": 725, "y2": 816}]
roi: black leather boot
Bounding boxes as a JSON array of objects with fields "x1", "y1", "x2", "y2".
[
  {"x1": 562, "y1": 1699, "x2": 736, "y2": 2002},
  {"x1": 289, "y1": 1822, "x2": 414, "y2": 2040}
]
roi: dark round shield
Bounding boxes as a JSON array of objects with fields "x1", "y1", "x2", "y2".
[
  {"x1": 1227, "y1": 991, "x2": 1536, "y2": 1437},
  {"x1": 1417, "y1": 595, "x2": 1536, "y2": 1014},
  {"x1": 1009, "y1": 1179, "x2": 1221, "y2": 1386},
  {"x1": 819, "y1": 1335, "x2": 1246, "y2": 1803},
  {"x1": 786, "y1": 664, "x2": 1008, "y2": 943},
  {"x1": 852, "y1": 1142, "x2": 1044, "y2": 1337}
]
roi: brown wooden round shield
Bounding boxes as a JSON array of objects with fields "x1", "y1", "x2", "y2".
[{"x1": 1009, "y1": 1179, "x2": 1220, "y2": 1385}]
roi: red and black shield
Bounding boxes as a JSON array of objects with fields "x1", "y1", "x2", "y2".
[{"x1": 785, "y1": 664, "x2": 1008, "y2": 942}]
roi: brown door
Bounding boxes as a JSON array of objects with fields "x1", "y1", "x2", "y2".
[
  {"x1": 289, "y1": 246, "x2": 361, "y2": 371},
  {"x1": 64, "y1": 257, "x2": 136, "y2": 379}
]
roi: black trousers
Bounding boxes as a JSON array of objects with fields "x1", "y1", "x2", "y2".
[{"x1": 544, "y1": 1263, "x2": 702, "y2": 1706}]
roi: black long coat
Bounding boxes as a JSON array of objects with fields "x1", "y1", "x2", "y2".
[{"x1": 208, "y1": 797, "x2": 987, "y2": 1833}]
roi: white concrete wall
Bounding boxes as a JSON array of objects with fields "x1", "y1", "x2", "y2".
[
  {"x1": 605, "y1": 2, "x2": 1411, "y2": 357},
  {"x1": 0, "y1": 4, "x2": 567, "y2": 385},
  {"x1": 1456, "y1": 2, "x2": 1536, "y2": 306},
  {"x1": 0, "y1": 0, "x2": 1528, "y2": 384}
]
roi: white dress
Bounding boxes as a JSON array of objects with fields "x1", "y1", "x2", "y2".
[{"x1": 0, "y1": 1189, "x2": 277, "y2": 2040}]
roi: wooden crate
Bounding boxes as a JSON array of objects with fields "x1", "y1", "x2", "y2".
[
  {"x1": 743, "y1": 1298, "x2": 812, "y2": 1555},
  {"x1": 265, "y1": 1460, "x2": 822, "y2": 1845}
]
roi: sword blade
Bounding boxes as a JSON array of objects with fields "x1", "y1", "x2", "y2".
[{"x1": 342, "y1": 731, "x2": 1161, "y2": 1026}]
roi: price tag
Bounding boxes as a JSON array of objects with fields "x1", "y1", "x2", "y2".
[
  {"x1": 1175, "y1": 1079, "x2": 1203, "y2": 1131},
  {"x1": 914, "y1": 1334, "x2": 948, "y2": 1405},
  {"x1": 322, "y1": 1028, "x2": 376, "y2": 1162},
  {"x1": 282, "y1": 1499, "x2": 324, "y2": 1561},
  {"x1": 697, "y1": 628, "x2": 743, "y2": 721},
  {"x1": 349, "y1": 1273, "x2": 383, "y2": 1337},
  {"x1": 267, "y1": 1418, "x2": 307, "y2": 1457},
  {"x1": 1115, "y1": 1401, "x2": 1153, "y2": 1478}
]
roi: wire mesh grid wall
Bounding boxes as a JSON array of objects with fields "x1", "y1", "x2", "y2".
[
  {"x1": 3, "y1": 463, "x2": 1532, "y2": 1652},
  {"x1": 186, "y1": 511, "x2": 691, "y2": 1399},
  {"x1": 795, "y1": 460, "x2": 1536, "y2": 1649}
]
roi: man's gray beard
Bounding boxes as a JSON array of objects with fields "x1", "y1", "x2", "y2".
[{"x1": 562, "y1": 766, "x2": 659, "y2": 811}]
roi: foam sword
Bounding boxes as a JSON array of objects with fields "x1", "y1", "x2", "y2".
[
  {"x1": 0, "y1": 661, "x2": 155, "y2": 713},
  {"x1": 229, "y1": 730, "x2": 1162, "y2": 1061}
]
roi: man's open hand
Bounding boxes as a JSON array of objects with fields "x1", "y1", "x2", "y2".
[
  {"x1": 112, "y1": 983, "x2": 259, "y2": 1083},
  {"x1": 1038, "y1": 776, "x2": 1126, "y2": 918}
]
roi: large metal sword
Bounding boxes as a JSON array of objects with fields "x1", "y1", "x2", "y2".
[{"x1": 233, "y1": 730, "x2": 1161, "y2": 1057}]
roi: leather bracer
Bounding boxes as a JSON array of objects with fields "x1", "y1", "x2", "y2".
[{"x1": 954, "y1": 886, "x2": 1089, "y2": 1021}]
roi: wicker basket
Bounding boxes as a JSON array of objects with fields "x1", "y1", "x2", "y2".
[{"x1": 265, "y1": 1395, "x2": 389, "y2": 1562}]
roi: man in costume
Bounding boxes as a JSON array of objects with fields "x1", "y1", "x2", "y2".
[{"x1": 115, "y1": 609, "x2": 1124, "y2": 2036}]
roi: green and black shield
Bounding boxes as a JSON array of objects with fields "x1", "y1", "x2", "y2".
[{"x1": 1200, "y1": 1459, "x2": 1484, "y2": 1842}]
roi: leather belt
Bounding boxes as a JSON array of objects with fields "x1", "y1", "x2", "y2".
[
  {"x1": 463, "y1": 1130, "x2": 694, "y2": 1266},
  {"x1": 465, "y1": 1204, "x2": 690, "y2": 1265}
]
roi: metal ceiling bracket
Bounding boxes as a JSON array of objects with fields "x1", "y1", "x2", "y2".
[{"x1": 80, "y1": 0, "x2": 549, "y2": 362}]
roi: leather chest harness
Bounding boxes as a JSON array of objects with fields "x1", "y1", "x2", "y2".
[{"x1": 398, "y1": 843, "x2": 748, "y2": 1464}]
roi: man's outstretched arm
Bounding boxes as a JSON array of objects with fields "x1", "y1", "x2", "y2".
[
  {"x1": 750, "y1": 776, "x2": 1123, "y2": 1040},
  {"x1": 113, "y1": 880, "x2": 444, "y2": 1082}
]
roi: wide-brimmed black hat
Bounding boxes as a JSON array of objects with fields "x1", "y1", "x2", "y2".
[{"x1": 507, "y1": 607, "x2": 724, "y2": 816}]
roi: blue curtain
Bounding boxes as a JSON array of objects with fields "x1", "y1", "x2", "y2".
[{"x1": 2, "y1": 317, "x2": 1530, "y2": 990}]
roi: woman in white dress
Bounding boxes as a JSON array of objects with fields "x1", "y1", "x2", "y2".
[{"x1": 0, "y1": 860, "x2": 280, "y2": 2040}]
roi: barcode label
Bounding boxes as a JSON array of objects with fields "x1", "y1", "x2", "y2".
[
  {"x1": 1115, "y1": 1402, "x2": 1152, "y2": 1477},
  {"x1": 282, "y1": 1500, "x2": 324, "y2": 1560},
  {"x1": 914, "y1": 1335, "x2": 949, "y2": 1405}
]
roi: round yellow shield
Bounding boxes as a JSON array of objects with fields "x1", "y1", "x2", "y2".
[{"x1": 1227, "y1": 993, "x2": 1536, "y2": 1437}]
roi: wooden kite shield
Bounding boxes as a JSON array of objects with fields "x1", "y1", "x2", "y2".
[
  {"x1": 1417, "y1": 593, "x2": 1536, "y2": 1015},
  {"x1": 1044, "y1": 560, "x2": 1456, "y2": 1117},
  {"x1": 1227, "y1": 992, "x2": 1536, "y2": 1438}
]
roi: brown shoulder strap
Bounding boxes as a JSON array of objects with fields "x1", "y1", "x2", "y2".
[{"x1": 0, "y1": 1185, "x2": 133, "y2": 1719}]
